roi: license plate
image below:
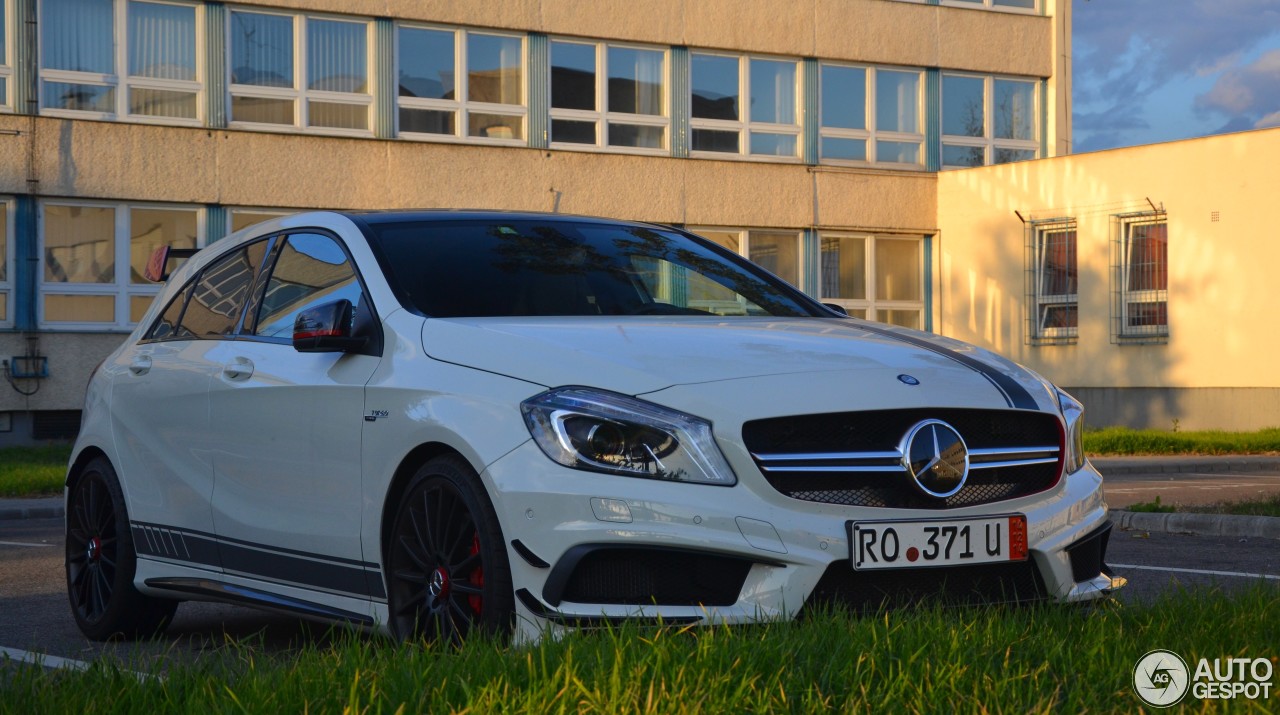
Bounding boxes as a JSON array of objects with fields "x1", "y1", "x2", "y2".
[{"x1": 848, "y1": 515, "x2": 1028, "y2": 571}]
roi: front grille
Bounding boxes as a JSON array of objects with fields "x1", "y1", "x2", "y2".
[
  {"x1": 547, "y1": 547, "x2": 753, "y2": 607},
  {"x1": 805, "y1": 560, "x2": 1048, "y2": 613},
  {"x1": 743, "y1": 408, "x2": 1062, "y2": 509}
]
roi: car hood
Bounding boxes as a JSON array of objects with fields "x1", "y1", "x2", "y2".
[{"x1": 420, "y1": 316, "x2": 1056, "y2": 413}]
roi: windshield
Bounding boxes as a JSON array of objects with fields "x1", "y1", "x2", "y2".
[{"x1": 364, "y1": 219, "x2": 822, "y2": 318}]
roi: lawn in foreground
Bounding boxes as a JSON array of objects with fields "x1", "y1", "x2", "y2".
[{"x1": 2, "y1": 585, "x2": 1276, "y2": 714}]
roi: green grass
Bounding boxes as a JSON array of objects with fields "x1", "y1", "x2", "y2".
[
  {"x1": 1125, "y1": 496, "x2": 1177, "y2": 513},
  {"x1": 1084, "y1": 426, "x2": 1280, "y2": 456},
  {"x1": 1186, "y1": 494, "x2": 1280, "y2": 517},
  {"x1": 0, "y1": 445, "x2": 71, "y2": 498},
  {"x1": 2, "y1": 585, "x2": 1278, "y2": 713}
]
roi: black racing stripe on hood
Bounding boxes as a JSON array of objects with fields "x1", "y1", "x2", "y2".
[{"x1": 840, "y1": 321, "x2": 1040, "y2": 410}]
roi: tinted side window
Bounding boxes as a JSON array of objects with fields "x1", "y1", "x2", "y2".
[
  {"x1": 252, "y1": 233, "x2": 363, "y2": 339},
  {"x1": 178, "y1": 240, "x2": 270, "y2": 338},
  {"x1": 144, "y1": 282, "x2": 195, "y2": 341}
]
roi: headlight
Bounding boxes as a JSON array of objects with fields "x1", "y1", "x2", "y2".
[
  {"x1": 521, "y1": 387, "x2": 737, "y2": 486},
  {"x1": 1056, "y1": 388, "x2": 1086, "y2": 475}
]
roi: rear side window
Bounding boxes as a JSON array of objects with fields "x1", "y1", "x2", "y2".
[
  {"x1": 251, "y1": 233, "x2": 364, "y2": 338},
  {"x1": 177, "y1": 240, "x2": 271, "y2": 338},
  {"x1": 144, "y1": 283, "x2": 195, "y2": 341}
]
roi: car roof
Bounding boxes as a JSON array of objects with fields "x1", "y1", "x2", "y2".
[{"x1": 340, "y1": 209, "x2": 673, "y2": 230}]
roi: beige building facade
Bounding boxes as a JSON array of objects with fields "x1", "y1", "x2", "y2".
[
  {"x1": 936, "y1": 126, "x2": 1280, "y2": 431},
  {"x1": 4, "y1": 0, "x2": 1072, "y2": 444}
]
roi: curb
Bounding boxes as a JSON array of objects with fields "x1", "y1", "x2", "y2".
[
  {"x1": 1091, "y1": 456, "x2": 1280, "y2": 476},
  {"x1": 1111, "y1": 510, "x2": 1280, "y2": 540},
  {"x1": 0, "y1": 505, "x2": 63, "y2": 521}
]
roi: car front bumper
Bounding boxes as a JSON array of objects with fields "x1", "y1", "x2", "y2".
[{"x1": 480, "y1": 441, "x2": 1120, "y2": 640}]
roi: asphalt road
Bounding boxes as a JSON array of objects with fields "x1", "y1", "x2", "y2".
[{"x1": 1, "y1": 515, "x2": 1277, "y2": 670}]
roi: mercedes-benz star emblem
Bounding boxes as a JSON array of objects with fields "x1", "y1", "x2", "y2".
[{"x1": 900, "y1": 419, "x2": 970, "y2": 498}]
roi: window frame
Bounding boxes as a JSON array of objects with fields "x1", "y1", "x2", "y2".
[
  {"x1": 1026, "y1": 218, "x2": 1078, "y2": 344},
  {"x1": 227, "y1": 6, "x2": 375, "y2": 137},
  {"x1": 547, "y1": 37, "x2": 670, "y2": 155},
  {"x1": 818, "y1": 232, "x2": 925, "y2": 329},
  {"x1": 941, "y1": 72, "x2": 1039, "y2": 169},
  {"x1": 1113, "y1": 212, "x2": 1169, "y2": 342},
  {"x1": 395, "y1": 22, "x2": 527, "y2": 147},
  {"x1": 38, "y1": 0, "x2": 205, "y2": 125},
  {"x1": 0, "y1": 196, "x2": 13, "y2": 328},
  {"x1": 38, "y1": 199, "x2": 206, "y2": 332},
  {"x1": 940, "y1": 0, "x2": 1040, "y2": 14},
  {"x1": 818, "y1": 61, "x2": 925, "y2": 169},
  {"x1": 688, "y1": 51, "x2": 803, "y2": 162},
  {"x1": 0, "y1": 0, "x2": 12, "y2": 113}
]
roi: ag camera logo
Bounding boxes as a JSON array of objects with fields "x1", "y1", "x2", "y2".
[
  {"x1": 1134, "y1": 650, "x2": 1275, "y2": 707},
  {"x1": 1134, "y1": 650, "x2": 1190, "y2": 707}
]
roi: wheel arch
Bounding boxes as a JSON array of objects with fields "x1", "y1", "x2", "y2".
[
  {"x1": 65, "y1": 445, "x2": 110, "y2": 490},
  {"x1": 379, "y1": 442, "x2": 477, "y2": 565}
]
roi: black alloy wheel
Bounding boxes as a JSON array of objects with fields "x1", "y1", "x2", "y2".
[
  {"x1": 65, "y1": 457, "x2": 177, "y2": 640},
  {"x1": 387, "y1": 455, "x2": 513, "y2": 644}
]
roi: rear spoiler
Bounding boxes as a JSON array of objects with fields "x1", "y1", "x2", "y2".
[{"x1": 143, "y1": 246, "x2": 201, "y2": 282}]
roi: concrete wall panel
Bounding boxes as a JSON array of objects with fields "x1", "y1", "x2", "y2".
[
  {"x1": 0, "y1": 333, "x2": 125, "y2": 413},
  {"x1": 814, "y1": 169, "x2": 937, "y2": 232},
  {"x1": 937, "y1": 7, "x2": 1052, "y2": 76}
]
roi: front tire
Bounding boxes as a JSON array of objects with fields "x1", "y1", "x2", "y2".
[
  {"x1": 386, "y1": 455, "x2": 514, "y2": 643},
  {"x1": 65, "y1": 456, "x2": 178, "y2": 640}
]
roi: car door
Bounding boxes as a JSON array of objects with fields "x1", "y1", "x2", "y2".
[
  {"x1": 207, "y1": 231, "x2": 381, "y2": 600},
  {"x1": 110, "y1": 239, "x2": 271, "y2": 568}
]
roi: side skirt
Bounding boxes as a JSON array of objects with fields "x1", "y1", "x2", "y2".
[{"x1": 146, "y1": 576, "x2": 375, "y2": 626}]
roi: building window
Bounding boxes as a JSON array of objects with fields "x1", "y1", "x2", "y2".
[
  {"x1": 941, "y1": 73, "x2": 1038, "y2": 168},
  {"x1": 397, "y1": 25, "x2": 525, "y2": 143},
  {"x1": 1, "y1": 0, "x2": 12, "y2": 112},
  {"x1": 229, "y1": 9, "x2": 372, "y2": 134},
  {"x1": 39, "y1": 0, "x2": 202, "y2": 122},
  {"x1": 39, "y1": 201, "x2": 202, "y2": 330},
  {"x1": 690, "y1": 52, "x2": 801, "y2": 159},
  {"x1": 820, "y1": 234, "x2": 924, "y2": 329},
  {"x1": 0, "y1": 198, "x2": 11, "y2": 327},
  {"x1": 819, "y1": 63, "x2": 923, "y2": 167},
  {"x1": 1027, "y1": 220, "x2": 1077, "y2": 344},
  {"x1": 1113, "y1": 213, "x2": 1168, "y2": 342},
  {"x1": 230, "y1": 207, "x2": 293, "y2": 234},
  {"x1": 943, "y1": 0, "x2": 1038, "y2": 12},
  {"x1": 549, "y1": 39, "x2": 667, "y2": 152},
  {"x1": 691, "y1": 228, "x2": 803, "y2": 288}
]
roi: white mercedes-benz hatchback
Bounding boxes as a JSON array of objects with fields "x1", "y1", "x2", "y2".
[{"x1": 65, "y1": 210, "x2": 1122, "y2": 643}]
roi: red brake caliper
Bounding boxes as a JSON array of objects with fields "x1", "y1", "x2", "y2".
[{"x1": 468, "y1": 532, "x2": 484, "y2": 614}]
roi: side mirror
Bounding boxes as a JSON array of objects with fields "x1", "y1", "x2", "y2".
[
  {"x1": 292, "y1": 299, "x2": 367, "y2": 353},
  {"x1": 822, "y1": 303, "x2": 849, "y2": 317}
]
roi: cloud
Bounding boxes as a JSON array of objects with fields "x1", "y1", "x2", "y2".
[
  {"x1": 1075, "y1": 0, "x2": 1280, "y2": 80},
  {"x1": 1194, "y1": 49, "x2": 1280, "y2": 127},
  {"x1": 1074, "y1": 0, "x2": 1280, "y2": 148}
]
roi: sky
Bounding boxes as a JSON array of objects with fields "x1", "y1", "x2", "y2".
[{"x1": 1072, "y1": 0, "x2": 1280, "y2": 152}]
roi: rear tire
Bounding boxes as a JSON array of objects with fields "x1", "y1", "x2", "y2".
[
  {"x1": 65, "y1": 456, "x2": 178, "y2": 640},
  {"x1": 385, "y1": 455, "x2": 514, "y2": 644}
]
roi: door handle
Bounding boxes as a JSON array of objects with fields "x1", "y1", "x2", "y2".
[
  {"x1": 223, "y1": 357, "x2": 254, "y2": 381},
  {"x1": 128, "y1": 355, "x2": 152, "y2": 376}
]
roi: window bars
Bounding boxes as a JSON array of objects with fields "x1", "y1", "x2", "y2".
[
  {"x1": 1024, "y1": 218, "x2": 1077, "y2": 345},
  {"x1": 1110, "y1": 210, "x2": 1168, "y2": 343}
]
